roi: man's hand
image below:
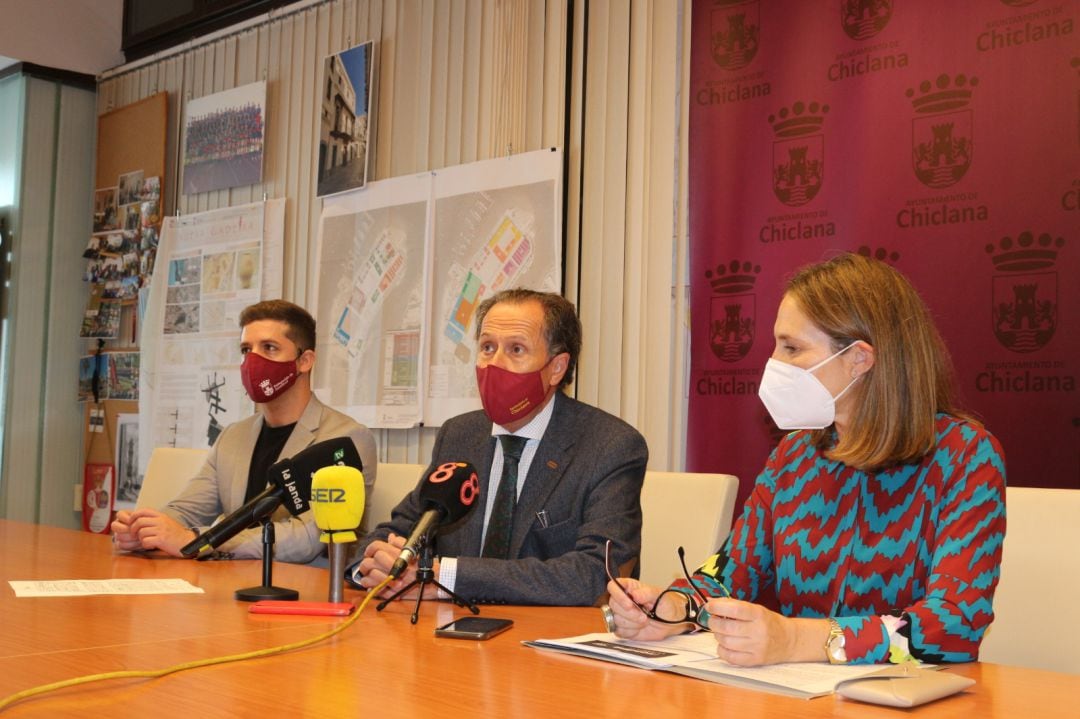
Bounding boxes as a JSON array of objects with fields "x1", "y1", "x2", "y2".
[
  {"x1": 110, "y1": 509, "x2": 196, "y2": 558},
  {"x1": 357, "y1": 532, "x2": 440, "y2": 599}
]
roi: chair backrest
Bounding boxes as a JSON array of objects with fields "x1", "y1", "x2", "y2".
[
  {"x1": 362, "y1": 462, "x2": 426, "y2": 533},
  {"x1": 978, "y1": 486, "x2": 1080, "y2": 674},
  {"x1": 638, "y1": 471, "x2": 740, "y2": 587},
  {"x1": 136, "y1": 447, "x2": 210, "y2": 509}
]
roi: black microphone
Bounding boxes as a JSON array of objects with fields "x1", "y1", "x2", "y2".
[
  {"x1": 180, "y1": 436, "x2": 363, "y2": 558},
  {"x1": 388, "y1": 461, "x2": 479, "y2": 579}
]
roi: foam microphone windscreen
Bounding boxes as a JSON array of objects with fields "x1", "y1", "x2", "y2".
[
  {"x1": 268, "y1": 436, "x2": 363, "y2": 516},
  {"x1": 418, "y1": 461, "x2": 480, "y2": 525},
  {"x1": 311, "y1": 465, "x2": 365, "y2": 543}
]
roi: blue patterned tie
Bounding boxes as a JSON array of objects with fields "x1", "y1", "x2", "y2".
[{"x1": 481, "y1": 435, "x2": 529, "y2": 559}]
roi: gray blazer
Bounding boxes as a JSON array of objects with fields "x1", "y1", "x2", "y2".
[
  {"x1": 163, "y1": 394, "x2": 377, "y2": 563},
  {"x1": 354, "y1": 392, "x2": 647, "y2": 605}
]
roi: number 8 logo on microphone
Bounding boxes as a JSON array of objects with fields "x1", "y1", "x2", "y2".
[
  {"x1": 460, "y1": 471, "x2": 479, "y2": 506},
  {"x1": 429, "y1": 462, "x2": 462, "y2": 483}
]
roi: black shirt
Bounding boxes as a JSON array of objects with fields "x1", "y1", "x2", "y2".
[{"x1": 245, "y1": 420, "x2": 297, "y2": 503}]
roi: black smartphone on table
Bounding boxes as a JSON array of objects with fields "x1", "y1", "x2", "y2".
[{"x1": 434, "y1": 616, "x2": 514, "y2": 640}]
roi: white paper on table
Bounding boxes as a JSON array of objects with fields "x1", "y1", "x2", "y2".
[
  {"x1": 8, "y1": 578, "x2": 205, "y2": 597},
  {"x1": 524, "y1": 632, "x2": 913, "y2": 699}
]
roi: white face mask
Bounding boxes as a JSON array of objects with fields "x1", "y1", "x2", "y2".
[{"x1": 757, "y1": 342, "x2": 861, "y2": 429}]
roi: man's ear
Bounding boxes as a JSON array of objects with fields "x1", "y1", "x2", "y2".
[
  {"x1": 548, "y1": 352, "x2": 570, "y2": 387},
  {"x1": 297, "y1": 348, "x2": 316, "y2": 374}
]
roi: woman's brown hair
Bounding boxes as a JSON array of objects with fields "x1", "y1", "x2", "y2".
[{"x1": 785, "y1": 252, "x2": 973, "y2": 469}]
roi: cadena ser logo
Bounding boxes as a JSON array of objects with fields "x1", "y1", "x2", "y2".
[
  {"x1": 705, "y1": 260, "x2": 760, "y2": 362},
  {"x1": 841, "y1": 0, "x2": 894, "y2": 41},
  {"x1": 710, "y1": 0, "x2": 760, "y2": 71},
  {"x1": 769, "y1": 101, "x2": 829, "y2": 207},
  {"x1": 907, "y1": 73, "x2": 978, "y2": 189},
  {"x1": 987, "y1": 231, "x2": 1064, "y2": 353}
]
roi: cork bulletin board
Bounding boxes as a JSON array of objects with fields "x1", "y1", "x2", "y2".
[{"x1": 83, "y1": 92, "x2": 167, "y2": 473}]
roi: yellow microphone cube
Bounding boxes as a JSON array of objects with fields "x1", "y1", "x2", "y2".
[{"x1": 311, "y1": 465, "x2": 365, "y2": 543}]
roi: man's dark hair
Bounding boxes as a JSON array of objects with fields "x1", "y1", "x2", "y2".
[
  {"x1": 474, "y1": 289, "x2": 581, "y2": 389},
  {"x1": 239, "y1": 300, "x2": 316, "y2": 352}
]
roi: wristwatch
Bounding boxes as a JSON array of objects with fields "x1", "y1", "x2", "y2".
[{"x1": 825, "y1": 618, "x2": 848, "y2": 664}]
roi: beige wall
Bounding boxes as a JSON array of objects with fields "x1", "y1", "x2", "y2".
[
  {"x1": 96, "y1": 0, "x2": 692, "y2": 475},
  {"x1": 0, "y1": 0, "x2": 124, "y2": 74}
]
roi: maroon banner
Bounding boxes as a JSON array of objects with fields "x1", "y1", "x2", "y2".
[{"x1": 688, "y1": 0, "x2": 1079, "y2": 508}]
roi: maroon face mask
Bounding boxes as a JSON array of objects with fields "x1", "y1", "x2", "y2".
[
  {"x1": 475, "y1": 361, "x2": 552, "y2": 427},
  {"x1": 240, "y1": 351, "x2": 299, "y2": 403}
]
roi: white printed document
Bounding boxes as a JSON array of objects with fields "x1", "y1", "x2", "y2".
[
  {"x1": 524, "y1": 632, "x2": 902, "y2": 699},
  {"x1": 9, "y1": 578, "x2": 204, "y2": 597}
]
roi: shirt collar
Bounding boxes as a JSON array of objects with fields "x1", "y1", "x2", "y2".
[{"x1": 490, "y1": 391, "x2": 557, "y2": 442}]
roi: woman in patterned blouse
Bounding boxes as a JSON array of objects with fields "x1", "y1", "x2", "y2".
[{"x1": 607, "y1": 252, "x2": 1006, "y2": 666}]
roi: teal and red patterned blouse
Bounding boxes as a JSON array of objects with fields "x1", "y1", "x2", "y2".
[{"x1": 674, "y1": 414, "x2": 1006, "y2": 664}]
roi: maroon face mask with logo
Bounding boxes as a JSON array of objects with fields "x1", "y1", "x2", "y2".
[
  {"x1": 240, "y1": 351, "x2": 299, "y2": 403},
  {"x1": 475, "y1": 361, "x2": 552, "y2": 427}
]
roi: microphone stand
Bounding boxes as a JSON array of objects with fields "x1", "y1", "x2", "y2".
[
  {"x1": 377, "y1": 538, "x2": 479, "y2": 624},
  {"x1": 325, "y1": 530, "x2": 347, "y2": 603},
  {"x1": 235, "y1": 518, "x2": 299, "y2": 602}
]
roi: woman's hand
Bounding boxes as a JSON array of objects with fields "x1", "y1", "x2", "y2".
[
  {"x1": 605, "y1": 578, "x2": 692, "y2": 641},
  {"x1": 705, "y1": 597, "x2": 826, "y2": 666}
]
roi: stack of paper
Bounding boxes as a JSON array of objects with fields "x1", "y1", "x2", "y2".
[{"x1": 524, "y1": 632, "x2": 902, "y2": 699}]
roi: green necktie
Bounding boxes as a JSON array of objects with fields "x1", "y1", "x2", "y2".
[{"x1": 481, "y1": 434, "x2": 529, "y2": 559}]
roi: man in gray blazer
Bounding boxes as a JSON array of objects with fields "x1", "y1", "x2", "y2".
[
  {"x1": 351, "y1": 289, "x2": 646, "y2": 605},
  {"x1": 112, "y1": 300, "x2": 377, "y2": 563}
]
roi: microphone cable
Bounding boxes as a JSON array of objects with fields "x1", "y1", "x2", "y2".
[{"x1": 0, "y1": 576, "x2": 393, "y2": 713}]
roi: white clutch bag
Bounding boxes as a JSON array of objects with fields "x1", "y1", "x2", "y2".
[{"x1": 835, "y1": 664, "x2": 975, "y2": 707}]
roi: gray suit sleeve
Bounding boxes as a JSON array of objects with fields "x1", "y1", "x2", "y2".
[{"x1": 350, "y1": 432, "x2": 442, "y2": 564}]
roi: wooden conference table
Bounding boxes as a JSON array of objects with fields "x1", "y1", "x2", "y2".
[{"x1": 0, "y1": 520, "x2": 1074, "y2": 718}]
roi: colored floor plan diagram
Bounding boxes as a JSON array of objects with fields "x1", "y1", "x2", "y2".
[
  {"x1": 443, "y1": 211, "x2": 534, "y2": 359},
  {"x1": 315, "y1": 196, "x2": 427, "y2": 427},
  {"x1": 333, "y1": 227, "x2": 407, "y2": 358},
  {"x1": 426, "y1": 167, "x2": 560, "y2": 425}
]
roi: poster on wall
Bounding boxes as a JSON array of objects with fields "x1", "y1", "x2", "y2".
[
  {"x1": 78, "y1": 353, "x2": 109, "y2": 403},
  {"x1": 315, "y1": 174, "x2": 429, "y2": 428},
  {"x1": 109, "y1": 351, "x2": 140, "y2": 401},
  {"x1": 317, "y1": 41, "x2": 375, "y2": 197},
  {"x1": 139, "y1": 200, "x2": 285, "y2": 471},
  {"x1": 685, "y1": 0, "x2": 1079, "y2": 501},
  {"x1": 312, "y1": 148, "x2": 563, "y2": 428},
  {"x1": 114, "y1": 413, "x2": 141, "y2": 509},
  {"x1": 93, "y1": 187, "x2": 119, "y2": 232},
  {"x1": 182, "y1": 81, "x2": 267, "y2": 195},
  {"x1": 76, "y1": 352, "x2": 140, "y2": 403},
  {"x1": 425, "y1": 150, "x2": 563, "y2": 425}
]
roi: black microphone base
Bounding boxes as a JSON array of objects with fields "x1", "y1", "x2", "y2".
[
  {"x1": 235, "y1": 584, "x2": 299, "y2": 602},
  {"x1": 376, "y1": 543, "x2": 479, "y2": 623}
]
